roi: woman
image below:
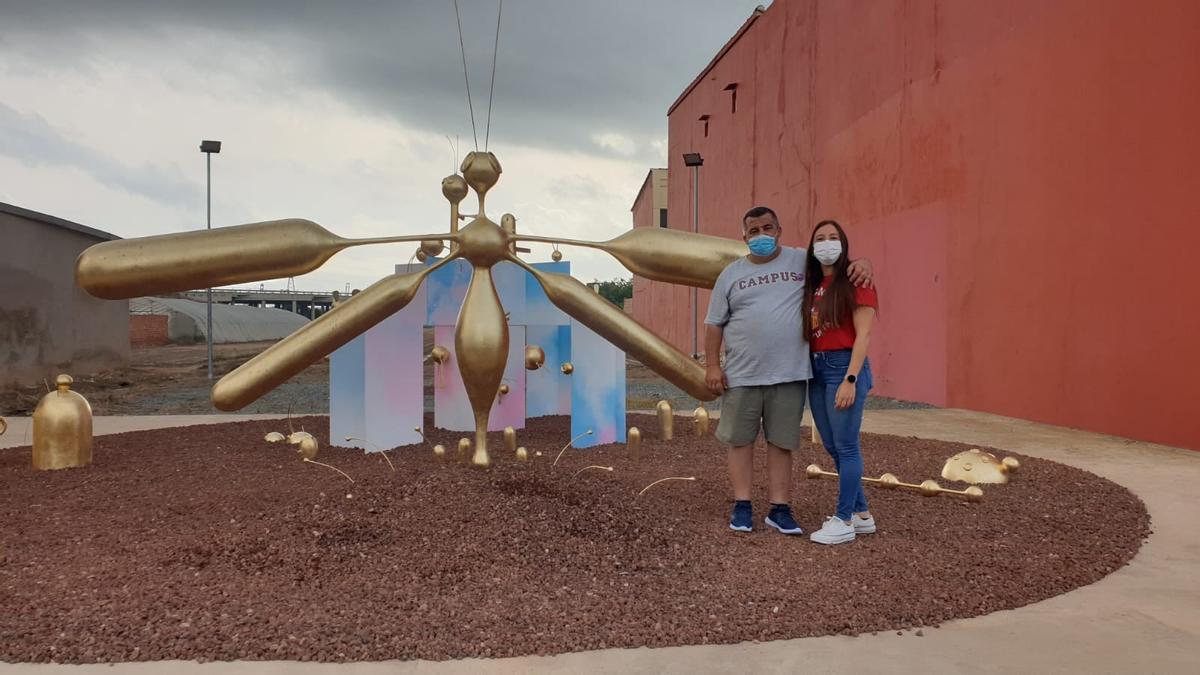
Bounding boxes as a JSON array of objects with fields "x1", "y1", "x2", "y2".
[{"x1": 802, "y1": 219, "x2": 878, "y2": 545}]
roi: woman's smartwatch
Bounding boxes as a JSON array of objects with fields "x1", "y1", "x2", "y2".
[{"x1": 845, "y1": 374, "x2": 857, "y2": 384}]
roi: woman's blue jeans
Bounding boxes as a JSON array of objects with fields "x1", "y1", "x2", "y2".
[{"x1": 809, "y1": 349, "x2": 873, "y2": 521}]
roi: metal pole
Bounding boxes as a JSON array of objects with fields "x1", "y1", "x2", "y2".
[
  {"x1": 691, "y1": 164, "x2": 699, "y2": 359},
  {"x1": 206, "y1": 152, "x2": 214, "y2": 380}
]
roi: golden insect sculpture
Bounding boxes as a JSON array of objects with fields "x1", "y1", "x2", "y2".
[{"x1": 76, "y1": 151, "x2": 745, "y2": 467}]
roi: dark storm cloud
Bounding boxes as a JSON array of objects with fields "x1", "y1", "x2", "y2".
[{"x1": 0, "y1": 0, "x2": 766, "y2": 161}]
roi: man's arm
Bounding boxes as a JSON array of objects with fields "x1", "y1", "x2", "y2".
[
  {"x1": 704, "y1": 324, "x2": 728, "y2": 396},
  {"x1": 848, "y1": 258, "x2": 874, "y2": 288}
]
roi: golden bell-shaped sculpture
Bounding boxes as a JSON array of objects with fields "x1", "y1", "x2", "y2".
[
  {"x1": 693, "y1": 406, "x2": 710, "y2": 436},
  {"x1": 627, "y1": 426, "x2": 642, "y2": 461},
  {"x1": 551, "y1": 249, "x2": 563, "y2": 262},
  {"x1": 524, "y1": 345, "x2": 545, "y2": 370},
  {"x1": 656, "y1": 400, "x2": 674, "y2": 440},
  {"x1": 941, "y1": 448, "x2": 1010, "y2": 485},
  {"x1": 433, "y1": 444, "x2": 446, "y2": 458},
  {"x1": 32, "y1": 374, "x2": 93, "y2": 470},
  {"x1": 516, "y1": 446, "x2": 528, "y2": 462},
  {"x1": 560, "y1": 362, "x2": 574, "y2": 375}
]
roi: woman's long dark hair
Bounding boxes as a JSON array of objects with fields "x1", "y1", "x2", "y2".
[{"x1": 802, "y1": 219, "x2": 857, "y2": 342}]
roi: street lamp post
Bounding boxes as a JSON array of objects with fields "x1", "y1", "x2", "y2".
[
  {"x1": 200, "y1": 140, "x2": 222, "y2": 380},
  {"x1": 682, "y1": 152, "x2": 704, "y2": 360}
]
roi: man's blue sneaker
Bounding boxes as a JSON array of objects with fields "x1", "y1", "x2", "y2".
[
  {"x1": 730, "y1": 500, "x2": 753, "y2": 532},
  {"x1": 764, "y1": 504, "x2": 804, "y2": 535}
]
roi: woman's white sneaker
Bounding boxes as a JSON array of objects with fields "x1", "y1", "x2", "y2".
[
  {"x1": 810, "y1": 516, "x2": 856, "y2": 545},
  {"x1": 852, "y1": 514, "x2": 876, "y2": 534}
]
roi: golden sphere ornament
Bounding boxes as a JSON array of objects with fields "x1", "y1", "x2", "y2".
[
  {"x1": 524, "y1": 345, "x2": 545, "y2": 370},
  {"x1": 420, "y1": 239, "x2": 445, "y2": 258}
]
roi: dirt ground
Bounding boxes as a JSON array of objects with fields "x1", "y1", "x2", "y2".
[
  {"x1": 0, "y1": 414, "x2": 1149, "y2": 663},
  {"x1": 1, "y1": 340, "x2": 931, "y2": 416}
]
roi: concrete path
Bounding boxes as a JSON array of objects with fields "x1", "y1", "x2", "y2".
[{"x1": 2, "y1": 409, "x2": 1198, "y2": 674}]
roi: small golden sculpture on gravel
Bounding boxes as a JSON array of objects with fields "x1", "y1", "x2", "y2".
[
  {"x1": 656, "y1": 400, "x2": 674, "y2": 440},
  {"x1": 806, "y1": 464, "x2": 984, "y2": 502},
  {"x1": 941, "y1": 448, "x2": 1021, "y2": 485},
  {"x1": 32, "y1": 374, "x2": 93, "y2": 470}
]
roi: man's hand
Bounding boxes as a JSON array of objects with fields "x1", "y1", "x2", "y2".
[
  {"x1": 847, "y1": 258, "x2": 874, "y2": 288},
  {"x1": 705, "y1": 365, "x2": 728, "y2": 396},
  {"x1": 835, "y1": 380, "x2": 856, "y2": 409}
]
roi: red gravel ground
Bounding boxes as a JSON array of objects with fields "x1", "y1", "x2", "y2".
[{"x1": 0, "y1": 415, "x2": 1149, "y2": 664}]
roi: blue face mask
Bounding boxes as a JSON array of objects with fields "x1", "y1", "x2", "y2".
[{"x1": 747, "y1": 234, "x2": 778, "y2": 257}]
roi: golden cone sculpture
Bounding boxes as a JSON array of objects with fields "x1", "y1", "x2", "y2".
[
  {"x1": 75, "y1": 150, "x2": 736, "y2": 467},
  {"x1": 693, "y1": 406, "x2": 710, "y2": 436},
  {"x1": 32, "y1": 375, "x2": 93, "y2": 470},
  {"x1": 656, "y1": 400, "x2": 674, "y2": 440}
]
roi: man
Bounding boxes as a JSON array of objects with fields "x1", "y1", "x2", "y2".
[{"x1": 704, "y1": 206, "x2": 872, "y2": 534}]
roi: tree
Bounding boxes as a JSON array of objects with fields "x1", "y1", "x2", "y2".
[{"x1": 591, "y1": 278, "x2": 633, "y2": 309}]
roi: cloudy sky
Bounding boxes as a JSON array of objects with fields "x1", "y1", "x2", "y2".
[{"x1": 0, "y1": 0, "x2": 765, "y2": 291}]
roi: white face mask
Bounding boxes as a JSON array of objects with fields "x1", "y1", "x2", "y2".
[{"x1": 813, "y1": 240, "x2": 843, "y2": 265}]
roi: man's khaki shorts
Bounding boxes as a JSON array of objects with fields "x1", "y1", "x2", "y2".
[{"x1": 714, "y1": 381, "x2": 807, "y2": 451}]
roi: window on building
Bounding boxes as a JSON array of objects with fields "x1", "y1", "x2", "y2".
[
  {"x1": 724, "y1": 83, "x2": 738, "y2": 113},
  {"x1": 659, "y1": 209, "x2": 668, "y2": 228},
  {"x1": 699, "y1": 114, "x2": 710, "y2": 138}
]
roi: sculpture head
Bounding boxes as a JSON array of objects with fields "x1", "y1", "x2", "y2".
[
  {"x1": 460, "y1": 151, "x2": 502, "y2": 197},
  {"x1": 441, "y1": 174, "x2": 469, "y2": 204}
]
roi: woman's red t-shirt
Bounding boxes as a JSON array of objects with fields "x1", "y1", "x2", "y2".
[{"x1": 810, "y1": 277, "x2": 878, "y2": 352}]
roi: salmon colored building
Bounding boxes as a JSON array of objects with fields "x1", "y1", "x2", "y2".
[{"x1": 631, "y1": 0, "x2": 1200, "y2": 450}]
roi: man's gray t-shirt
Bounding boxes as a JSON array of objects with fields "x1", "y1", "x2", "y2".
[{"x1": 704, "y1": 246, "x2": 812, "y2": 387}]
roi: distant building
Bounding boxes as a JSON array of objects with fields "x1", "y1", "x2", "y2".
[{"x1": 0, "y1": 202, "x2": 129, "y2": 384}]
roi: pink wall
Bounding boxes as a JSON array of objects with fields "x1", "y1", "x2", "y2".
[{"x1": 646, "y1": 0, "x2": 1200, "y2": 449}]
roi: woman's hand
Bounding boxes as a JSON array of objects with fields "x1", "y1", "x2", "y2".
[{"x1": 835, "y1": 380, "x2": 856, "y2": 409}]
